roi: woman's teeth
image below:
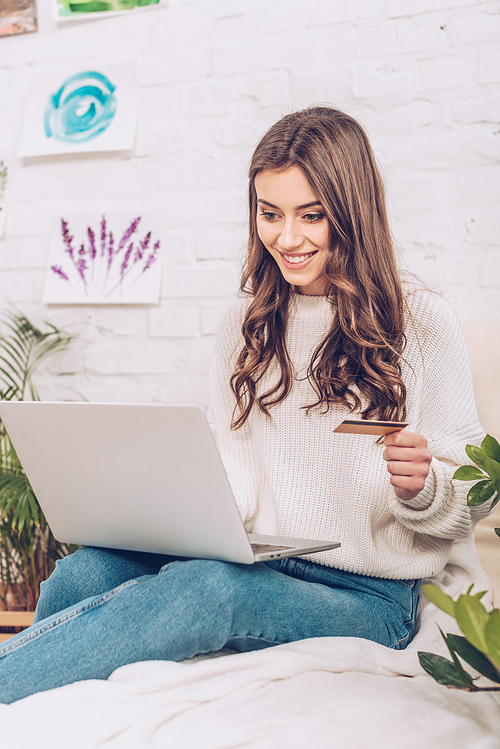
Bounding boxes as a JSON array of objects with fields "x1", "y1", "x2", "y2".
[{"x1": 283, "y1": 252, "x2": 315, "y2": 264}]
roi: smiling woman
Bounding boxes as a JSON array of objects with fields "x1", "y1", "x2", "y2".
[
  {"x1": 255, "y1": 166, "x2": 330, "y2": 296},
  {"x1": 233, "y1": 107, "x2": 407, "y2": 431},
  {"x1": 0, "y1": 106, "x2": 494, "y2": 705}
]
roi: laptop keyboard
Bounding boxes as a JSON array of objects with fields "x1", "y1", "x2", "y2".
[{"x1": 251, "y1": 543, "x2": 298, "y2": 553}]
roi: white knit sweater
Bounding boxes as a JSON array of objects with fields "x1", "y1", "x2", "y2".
[{"x1": 209, "y1": 286, "x2": 490, "y2": 580}]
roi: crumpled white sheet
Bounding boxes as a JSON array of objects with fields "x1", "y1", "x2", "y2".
[{"x1": 1, "y1": 537, "x2": 499, "y2": 749}]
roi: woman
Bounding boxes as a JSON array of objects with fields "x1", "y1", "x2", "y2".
[{"x1": 0, "y1": 106, "x2": 489, "y2": 703}]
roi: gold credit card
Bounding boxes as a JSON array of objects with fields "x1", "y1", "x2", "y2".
[{"x1": 333, "y1": 419, "x2": 409, "y2": 436}]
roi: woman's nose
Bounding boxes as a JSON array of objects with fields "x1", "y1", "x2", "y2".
[{"x1": 277, "y1": 219, "x2": 302, "y2": 251}]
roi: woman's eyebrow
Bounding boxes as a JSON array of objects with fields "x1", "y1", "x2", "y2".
[{"x1": 257, "y1": 199, "x2": 323, "y2": 210}]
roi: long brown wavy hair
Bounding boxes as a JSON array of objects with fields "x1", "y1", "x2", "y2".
[{"x1": 230, "y1": 106, "x2": 406, "y2": 429}]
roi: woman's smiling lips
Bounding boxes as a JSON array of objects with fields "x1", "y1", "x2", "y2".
[{"x1": 279, "y1": 250, "x2": 318, "y2": 270}]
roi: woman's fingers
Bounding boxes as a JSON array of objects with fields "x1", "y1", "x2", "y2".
[{"x1": 383, "y1": 430, "x2": 432, "y2": 501}]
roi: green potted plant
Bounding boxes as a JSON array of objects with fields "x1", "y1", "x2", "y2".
[
  {"x1": 0, "y1": 310, "x2": 76, "y2": 613},
  {"x1": 418, "y1": 435, "x2": 500, "y2": 691}
]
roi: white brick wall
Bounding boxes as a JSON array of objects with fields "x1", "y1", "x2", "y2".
[{"x1": 0, "y1": 0, "x2": 498, "y2": 407}]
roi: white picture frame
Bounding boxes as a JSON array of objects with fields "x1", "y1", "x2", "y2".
[
  {"x1": 43, "y1": 211, "x2": 164, "y2": 305},
  {"x1": 17, "y1": 60, "x2": 137, "y2": 158}
]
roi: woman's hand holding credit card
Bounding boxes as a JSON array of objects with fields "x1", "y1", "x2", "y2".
[{"x1": 334, "y1": 419, "x2": 432, "y2": 501}]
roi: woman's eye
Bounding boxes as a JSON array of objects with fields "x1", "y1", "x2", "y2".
[
  {"x1": 303, "y1": 213, "x2": 324, "y2": 223},
  {"x1": 259, "y1": 211, "x2": 279, "y2": 221}
]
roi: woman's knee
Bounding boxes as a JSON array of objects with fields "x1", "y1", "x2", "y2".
[
  {"x1": 35, "y1": 547, "x2": 148, "y2": 623},
  {"x1": 35, "y1": 548, "x2": 101, "y2": 622},
  {"x1": 154, "y1": 559, "x2": 246, "y2": 654}
]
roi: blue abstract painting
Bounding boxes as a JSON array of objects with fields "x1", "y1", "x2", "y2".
[
  {"x1": 18, "y1": 60, "x2": 137, "y2": 158},
  {"x1": 44, "y1": 71, "x2": 117, "y2": 144}
]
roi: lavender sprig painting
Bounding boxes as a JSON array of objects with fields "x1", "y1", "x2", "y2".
[{"x1": 43, "y1": 211, "x2": 163, "y2": 305}]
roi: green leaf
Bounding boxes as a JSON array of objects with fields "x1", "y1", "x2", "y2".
[
  {"x1": 442, "y1": 629, "x2": 473, "y2": 682},
  {"x1": 466, "y1": 444, "x2": 490, "y2": 471},
  {"x1": 422, "y1": 584, "x2": 455, "y2": 617},
  {"x1": 467, "y1": 480, "x2": 496, "y2": 506},
  {"x1": 418, "y1": 651, "x2": 473, "y2": 688},
  {"x1": 485, "y1": 458, "x2": 500, "y2": 482},
  {"x1": 485, "y1": 459, "x2": 500, "y2": 482},
  {"x1": 27, "y1": 490, "x2": 40, "y2": 528},
  {"x1": 16, "y1": 500, "x2": 27, "y2": 535},
  {"x1": 455, "y1": 594, "x2": 490, "y2": 653},
  {"x1": 466, "y1": 445, "x2": 500, "y2": 482},
  {"x1": 495, "y1": 528, "x2": 500, "y2": 538},
  {"x1": 482, "y1": 435, "x2": 500, "y2": 463},
  {"x1": 453, "y1": 465, "x2": 486, "y2": 481},
  {"x1": 485, "y1": 610, "x2": 500, "y2": 672},
  {"x1": 446, "y1": 633, "x2": 500, "y2": 684}
]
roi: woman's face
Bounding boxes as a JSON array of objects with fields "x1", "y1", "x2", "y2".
[{"x1": 254, "y1": 165, "x2": 330, "y2": 296}]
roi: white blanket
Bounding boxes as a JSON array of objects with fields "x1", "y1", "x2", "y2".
[{"x1": 1, "y1": 537, "x2": 499, "y2": 749}]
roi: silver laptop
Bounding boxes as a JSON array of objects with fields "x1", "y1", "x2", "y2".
[{"x1": 0, "y1": 402, "x2": 340, "y2": 564}]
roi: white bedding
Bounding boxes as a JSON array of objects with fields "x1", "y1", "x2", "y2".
[{"x1": 2, "y1": 537, "x2": 499, "y2": 749}]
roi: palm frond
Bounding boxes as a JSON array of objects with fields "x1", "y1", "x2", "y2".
[
  {"x1": 0, "y1": 307, "x2": 76, "y2": 609},
  {"x1": 0, "y1": 473, "x2": 35, "y2": 521},
  {"x1": 0, "y1": 311, "x2": 73, "y2": 401}
]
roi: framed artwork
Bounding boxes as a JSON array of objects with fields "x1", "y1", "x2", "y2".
[
  {"x1": 52, "y1": 0, "x2": 162, "y2": 22},
  {"x1": 17, "y1": 60, "x2": 137, "y2": 158},
  {"x1": 0, "y1": 1, "x2": 37, "y2": 38},
  {"x1": 43, "y1": 211, "x2": 163, "y2": 305}
]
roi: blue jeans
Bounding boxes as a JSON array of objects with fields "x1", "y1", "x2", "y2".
[{"x1": 0, "y1": 547, "x2": 420, "y2": 703}]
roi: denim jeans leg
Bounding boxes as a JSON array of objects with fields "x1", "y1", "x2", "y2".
[
  {"x1": 33, "y1": 546, "x2": 178, "y2": 623},
  {"x1": 1, "y1": 558, "x2": 242, "y2": 703},
  {"x1": 0, "y1": 557, "x2": 420, "y2": 704},
  {"x1": 227, "y1": 558, "x2": 420, "y2": 652}
]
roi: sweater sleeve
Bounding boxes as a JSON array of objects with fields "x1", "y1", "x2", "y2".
[{"x1": 386, "y1": 288, "x2": 493, "y2": 539}]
